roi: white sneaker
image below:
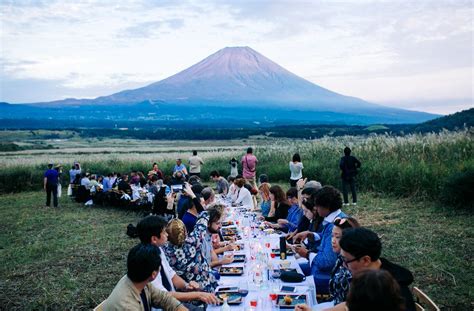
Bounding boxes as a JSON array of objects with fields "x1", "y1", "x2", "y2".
[
  {"x1": 352, "y1": 202, "x2": 357, "y2": 206},
  {"x1": 343, "y1": 203, "x2": 350, "y2": 207}
]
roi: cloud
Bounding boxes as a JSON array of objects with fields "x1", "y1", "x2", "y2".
[
  {"x1": 0, "y1": 0, "x2": 472, "y2": 114},
  {"x1": 118, "y1": 18, "x2": 184, "y2": 39}
]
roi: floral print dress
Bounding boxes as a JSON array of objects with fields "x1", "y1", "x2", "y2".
[{"x1": 164, "y1": 212, "x2": 218, "y2": 292}]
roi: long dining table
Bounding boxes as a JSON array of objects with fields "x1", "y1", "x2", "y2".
[{"x1": 206, "y1": 199, "x2": 334, "y2": 310}]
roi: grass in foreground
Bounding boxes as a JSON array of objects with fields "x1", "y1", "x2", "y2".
[{"x1": 0, "y1": 191, "x2": 472, "y2": 310}]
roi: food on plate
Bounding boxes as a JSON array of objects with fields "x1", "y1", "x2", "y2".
[{"x1": 283, "y1": 295, "x2": 293, "y2": 305}]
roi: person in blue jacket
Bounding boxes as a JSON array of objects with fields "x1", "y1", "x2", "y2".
[{"x1": 294, "y1": 186, "x2": 347, "y2": 295}]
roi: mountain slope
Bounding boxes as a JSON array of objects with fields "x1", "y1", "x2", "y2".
[{"x1": 4, "y1": 46, "x2": 439, "y2": 124}]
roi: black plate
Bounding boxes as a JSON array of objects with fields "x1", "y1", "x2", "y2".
[
  {"x1": 219, "y1": 266, "x2": 244, "y2": 276},
  {"x1": 277, "y1": 294, "x2": 307, "y2": 309},
  {"x1": 233, "y1": 254, "x2": 246, "y2": 262}
]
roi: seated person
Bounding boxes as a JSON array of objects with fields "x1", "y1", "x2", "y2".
[
  {"x1": 164, "y1": 219, "x2": 219, "y2": 292},
  {"x1": 337, "y1": 227, "x2": 415, "y2": 311},
  {"x1": 103, "y1": 243, "x2": 187, "y2": 311},
  {"x1": 80, "y1": 172, "x2": 91, "y2": 189},
  {"x1": 268, "y1": 187, "x2": 302, "y2": 233},
  {"x1": 127, "y1": 216, "x2": 219, "y2": 307},
  {"x1": 286, "y1": 186, "x2": 321, "y2": 241},
  {"x1": 227, "y1": 176, "x2": 238, "y2": 202},
  {"x1": 329, "y1": 217, "x2": 361, "y2": 305},
  {"x1": 258, "y1": 182, "x2": 272, "y2": 217},
  {"x1": 181, "y1": 197, "x2": 200, "y2": 234},
  {"x1": 173, "y1": 159, "x2": 188, "y2": 178},
  {"x1": 201, "y1": 187, "x2": 215, "y2": 208},
  {"x1": 193, "y1": 204, "x2": 234, "y2": 268},
  {"x1": 210, "y1": 170, "x2": 229, "y2": 195},
  {"x1": 232, "y1": 178, "x2": 253, "y2": 208},
  {"x1": 295, "y1": 269, "x2": 405, "y2": 311},
  {"x1": 263, "y1": 185, "x2": 290, "y2": 223},
  {"x1": 118, "y1": 174, "x2": 132, "y2": 194},
  {"x1": 294, "y1": 186, "x2": 347, "y2": 295}
]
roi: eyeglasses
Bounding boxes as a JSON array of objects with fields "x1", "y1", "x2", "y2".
[{"x1": 342, "y1": 256, "x2": 361, "y2": 265}]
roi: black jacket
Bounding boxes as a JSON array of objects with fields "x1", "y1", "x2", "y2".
[
  {"x1": 380, "y1": 257, "x2": 416, "y2": 311},
  {"x1": 339, "y1": 155, "x2": 361, "y2": 180}
]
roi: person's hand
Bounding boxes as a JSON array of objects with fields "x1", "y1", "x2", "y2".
[
  {"x1": 277, "y1": 219, "x2": 289, "y2": 225},
  {"x1": 295, "y1": 304, "x2": 312, "y2": 311},
  {"x1": 221, "y1": 254, "x2": 234, "y2": 265},
  {"x1": 166, "y1": 192, "x2": 176, "y2": 204},
  {"x1": 224, "y1": 243, "x2": 236, "y2": 251},
  {"x1": 296, "y1": 178, "x2": 307, "y2": 190},
  {"x1": 198, "y1": 292, "x2": 220, "y2": 305},
  {"x1": 187, "y1": 281, "x2": 200, "y2": 290},
  {"x1": 294, "y1": 244, "x2": 309, "y2": 259},
  {"x1": 293, "y1": 231, "x2": 309, "y2": 243},
  {"x1": 182, "y1": 182, "x2": 195, "y2": 197},
  {"x1": 287, "y1": 230, "x2": 297, "y2": 240}
]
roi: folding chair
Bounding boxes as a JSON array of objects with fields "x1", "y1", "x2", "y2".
[{"x1": 413, "y1": 287, "x2": 440, "y2": 311}]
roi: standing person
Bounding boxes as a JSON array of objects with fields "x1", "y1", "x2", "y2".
[
  {"x1": 229, "y1": 157, "x2": 238, "y2": 178},
  {"x1": 44, "y1": 163, "x2": 59, "y2": 208},
  {"x1": 188, "y1": 151, "x2": 204, "y2": 178},
  {"x1": 339, "y1": 147, "x2": 361, "y2": 206},
  {"x1": 289, "y1": 153, "x2": 304, "y2": 187},
  {"x1": 69, "y1": 162, "x2": 81, "y2": 184},
  {"x1": 241, "y1": 147, "x2": 258, "y2": 188}
]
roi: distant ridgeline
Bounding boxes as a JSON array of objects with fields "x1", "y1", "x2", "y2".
[{"x1": 0, "y1": 108, "x2": 472, "y2": 140}]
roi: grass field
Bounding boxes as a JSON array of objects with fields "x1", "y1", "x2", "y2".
[{"x1": 0, "y1": 191, "x2": 472, "y2": 310}]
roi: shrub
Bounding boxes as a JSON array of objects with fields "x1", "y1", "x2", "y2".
[{"x1": 440, "y1": 168, "x2": 474, "y2": 210}]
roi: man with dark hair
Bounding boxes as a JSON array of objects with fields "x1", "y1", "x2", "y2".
[
  {"x1": 338, "y1": 227, "x2": 415, "y2": 311},
  {"x1": 194, "y1": 204, "x2": 234, "y2": 268},
  {"x1": 339, "y1": 146, "x2": 361, "y2": 206},
  {"x1": 44, "y1": 163, "x2": 59, "y2": 208},
  {"x1": 128, "y1": 216, "x2": 219, "y2": 307},
  {"x1": 103, "y1": 243, "x2": 187, "y2": 311},
  {"x1": 188, "y1": 151, "x2": 203, "y2": 178},
  {"x1": 210, "y1": 170, "x2": 229, "y2": 195}
]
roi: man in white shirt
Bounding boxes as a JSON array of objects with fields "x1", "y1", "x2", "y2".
[{"x1": 188, "y1": 151, "x2": 204, "y2": 178}]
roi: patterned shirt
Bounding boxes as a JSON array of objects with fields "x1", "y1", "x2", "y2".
[
  {"x1": 163, "y1": 212, "x2": 218, "y2": 292},
  {"x1": 329, "y1": 255, "x2": 352, "y2": 305}
]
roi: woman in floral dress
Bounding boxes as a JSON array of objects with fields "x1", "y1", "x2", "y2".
[{"x1": 164, "y1": 218, "x2": 218, "y2": 293}]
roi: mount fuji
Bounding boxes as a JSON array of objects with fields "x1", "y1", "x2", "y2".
[{"x1": 1, "y1": 46, "x2": 437, "y2": 125}]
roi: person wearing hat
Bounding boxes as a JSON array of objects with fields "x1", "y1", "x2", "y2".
[{"x1": 44, "y1": 163, "x2": 59, "y2": 208}]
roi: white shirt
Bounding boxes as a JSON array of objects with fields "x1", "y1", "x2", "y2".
[
  {"x1": 289, "y1": 161, "x2": 304, "y2": 180},
  {"x1": 188, "y1": 155, "x2": 204, "y2": 173},
  {"x1": 308, "y1": 209, "x2": 342, "y2": 265},
  {"x1": 151, "y1": 247, "x2": 176, "y2": 292},
  {"x1": 234, "y1": 187, "x2": 253, "y2": 208}
]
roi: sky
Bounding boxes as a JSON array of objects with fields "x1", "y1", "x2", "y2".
[{"x1": 0, "y1": 0, "x2": 472, "y2": 115}]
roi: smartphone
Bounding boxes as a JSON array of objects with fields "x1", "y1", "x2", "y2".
[
  {"x1": 280, "y1": 286, "x2": 296, "y2": 292},
  {"x1": 171, "y1": 184, "x2": 183, "y2": 193},
  {"x1": 217, "y1": 286, "x2": 239, "y2": 292}
]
